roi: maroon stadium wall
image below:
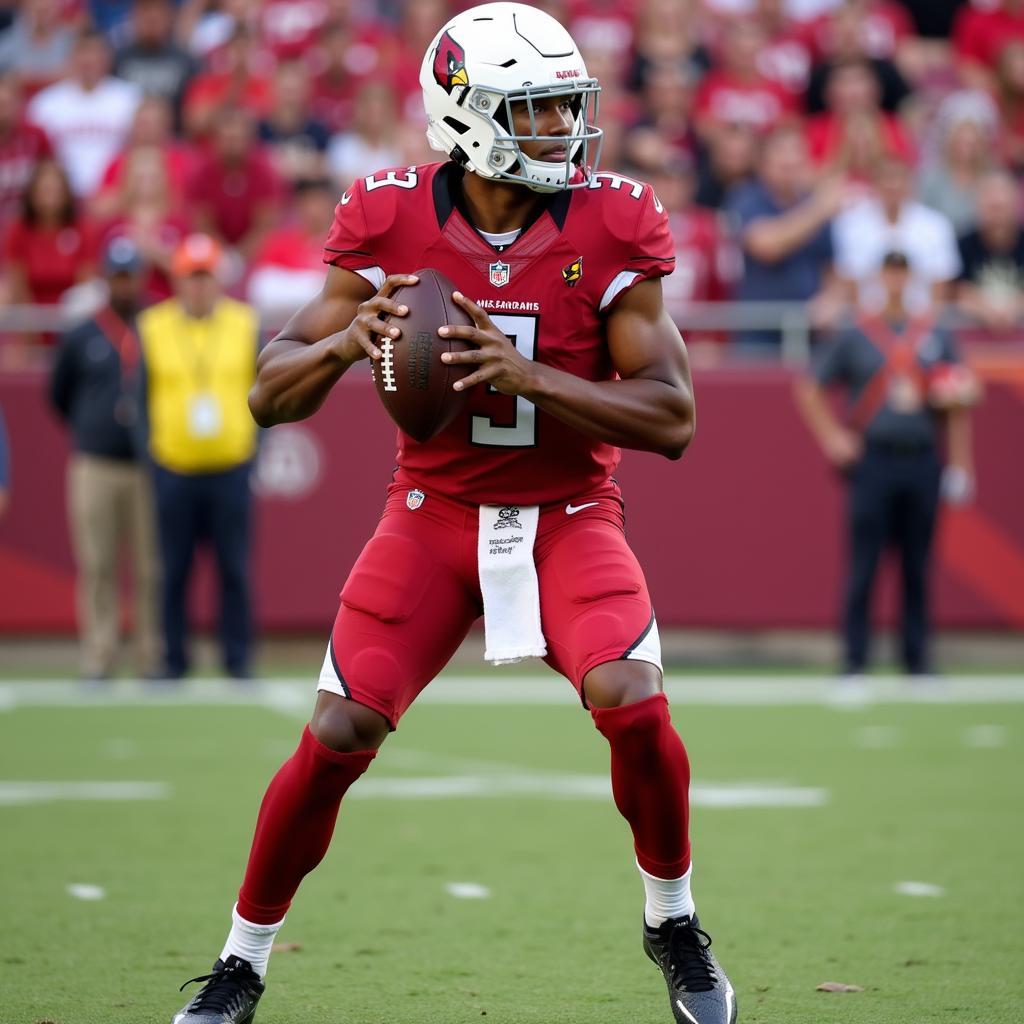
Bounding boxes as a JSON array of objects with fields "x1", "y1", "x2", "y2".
[{"x1": 1, "y1": 363, "x2": 1022, "y2": 634}]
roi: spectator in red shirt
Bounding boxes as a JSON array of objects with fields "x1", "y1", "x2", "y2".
[
  {"x1": 246, "y1": 176, "x2": 334, "y2": 321},
  {"x1": 182, "y1": 24, "x2": 272, "y2": 139},
  {"x1": 954, "y1": 0, "x2": 1024, "y2": 92},
  {"x1": 98, "y1": 145, "x2": 191, "y2": 301},
  {"x1": 0, "y1": 72, "x2": 52, "y2": 229},
  {"x1": 386, "y1": 0, "x2": 453, "y2": 121},
  {"x1": 1, "y1": 158, "x2": 95, "y2": 344},
  {"x1": 91, "y1": 96, "x2": 193, "y2": 222},
  {"x1": 805, "y1": 2, "x2": 911, "y2": 114},
  {"x1": 805, "y1": 59, "x2": 914, "y2": 180},
  {"x1": 309, "y1": 21, "x2": 360, "y2": 134},
  {"x1": 751, "y1": 0, "x2": 816, "y2": 97},
  {"x1": 185, "y1": 105, "x2": 280, "y2": 272},
  {"x1": 695, "y1": 19, "x2": 799, "y2": 139},
  {"x1": 806, "y1": 0, "x2": 915, "y2": 66}
]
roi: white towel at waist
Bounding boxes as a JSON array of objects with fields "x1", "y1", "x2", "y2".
[{"x1": 477, "y1": 504, "x2": 547, "y2": 665}]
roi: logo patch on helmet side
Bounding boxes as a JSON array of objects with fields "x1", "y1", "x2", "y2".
[
  {"x1": 561, "y1": 256, "x2": 583, "y2": 287},
  {"x1": 434, "y1": 31, "x2": 469, "y2": 94}
]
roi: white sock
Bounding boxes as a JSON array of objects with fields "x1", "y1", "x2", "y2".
[
  {"x1": 219, "y1": 903, "x2": 285, "y2": 978},
  {"x1": 639, "y1": 862, "x2": 695, "y2": 928}
]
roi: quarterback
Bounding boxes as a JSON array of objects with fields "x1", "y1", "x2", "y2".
[{"x1": 172, "y1": 4, "x2": 735, "y2": 1023}]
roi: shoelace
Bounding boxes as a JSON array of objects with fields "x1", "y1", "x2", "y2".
[
  {"x1": 179, "y1": 962, "x2": 260, "y2": 1013},
  {"x1": 666, "y1": 920, "x2": 718, "y2": 994}
]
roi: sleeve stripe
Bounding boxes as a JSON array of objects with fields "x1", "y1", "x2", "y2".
[
  {"x1": 355, "y1": 266, "x2": 386, "y2": 290},
  {"x1": 599, "y1": 270, "x2": 642, "y2": 311}
]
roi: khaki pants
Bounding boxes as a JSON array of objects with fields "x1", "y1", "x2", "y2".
[{"x1": 67, "y1": 454, "x2": 161, "y2": 677}]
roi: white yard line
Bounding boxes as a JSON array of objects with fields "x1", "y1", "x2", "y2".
[
  {"x1": 0, "y1": 781, "x2": 171, "y2": 805},
  {"x1": 893, "y1": 881, "x2": 945, "y2": 898},
  {"x1": 350, "y1": 774, "x2": 827, "y2": 807},
  {"x1": 2, "y1": 675, "x2": 1024, "y2": 715},
  {"x1": 67, "y1": 883, "x2": 106, "y2": 901}
]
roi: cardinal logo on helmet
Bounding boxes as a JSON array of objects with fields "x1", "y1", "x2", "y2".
[
  {"x1": 561, "y1": 255, "x2": 583, "y2": 287},
  {"x1": 433, "y1": 31, "x2": 469, "y2": 94}
]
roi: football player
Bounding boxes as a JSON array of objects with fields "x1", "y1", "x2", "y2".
[{"x1": 172, "y1": 4, "x2": 735, "y2": 1023}]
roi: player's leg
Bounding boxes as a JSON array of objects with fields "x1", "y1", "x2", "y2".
[
  {"x1": 174, "y1": 491, "x2": 479, "y2": 1022},
  {"x1": 537, "y1": 504, "x2": 735, "y2": 1024}
]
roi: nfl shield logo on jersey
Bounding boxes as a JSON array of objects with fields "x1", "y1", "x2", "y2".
[
  {"x1": 489, "y1": 260, "x2": 510, "y2": 288},
  {"x1": 406, "y1": 488, "x2": 425, "y2": 510}
]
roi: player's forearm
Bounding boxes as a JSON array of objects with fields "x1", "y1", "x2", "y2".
[
  {"x1": 523, "y1": 363, "x2": 694, "y2": 459},
  {"x1": 248, "y1": 335, "x2": 354, "y2": 427}
]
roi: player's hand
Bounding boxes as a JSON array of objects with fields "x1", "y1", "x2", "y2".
[
  {"x1": 439, "y1": 291, "x2": 535, "y2": 395},
  {"x1": 331, "y1": 274, "x2": 418, "y2": 364}
]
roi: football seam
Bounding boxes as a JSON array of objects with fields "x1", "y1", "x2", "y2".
[{"x1": 429, "y1": 270, "x2": 452, "y2": 438}]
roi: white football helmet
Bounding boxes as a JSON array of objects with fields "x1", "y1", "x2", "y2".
[{"x1": 419, "y1": 2, "x2": 603, "y2": 193}]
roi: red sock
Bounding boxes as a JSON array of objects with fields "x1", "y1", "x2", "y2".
[
  {"x1": 236, "y1": 724, "x2": 375, "y2": 924},
  {"x1": 591, "y1": 692, "x2": 691, "y2": 878}
]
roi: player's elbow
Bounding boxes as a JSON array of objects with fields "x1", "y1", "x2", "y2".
[
  {"x1": 659, "y1": 414, "x2": 695, "y2": 461},
  {"x1": 248, "y1": 385, "x2": 275, "y2": 428}
]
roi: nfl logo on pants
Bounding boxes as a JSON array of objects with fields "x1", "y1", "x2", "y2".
[{"x1": 489, "y1": 260, "x2": 510, "y2": 288}]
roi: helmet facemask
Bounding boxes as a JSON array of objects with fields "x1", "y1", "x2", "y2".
[{"x1": 434, "y1": 81, "x2": 603, "y2": 193}]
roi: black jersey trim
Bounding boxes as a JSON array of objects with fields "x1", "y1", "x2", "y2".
[
  {"x1": 621, "y1": 609, "x2": 655, "y2": 659},
  {"x1": 435, "y1": 160, "x2": 571, "y2": 237},
  {"x1": 433, "y1": 163, "x2": 457, "y2": 229},
  {"x1": 328, "y1": 641, "x2": 351, "y2": 698}
]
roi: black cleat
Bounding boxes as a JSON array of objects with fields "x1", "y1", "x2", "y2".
[
  {"x1": 643, "y1": 915, "x2": 737, "y2": 1024},
  {"x1": 172, "y1": 955, "x2": 265, "y2": 1024}
]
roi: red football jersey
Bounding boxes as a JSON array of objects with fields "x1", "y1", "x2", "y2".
[{"x1": 323, "y1": 161, "x2": 674, "y2": 506}]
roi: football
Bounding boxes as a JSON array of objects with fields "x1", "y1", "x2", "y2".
[{"x1": 371, "y1": 268, "x2": 474, "y2": 442}]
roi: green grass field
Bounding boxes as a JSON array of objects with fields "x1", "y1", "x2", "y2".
[{"x1": 1, "y1": 675, "x2": 1022, "y2": 1024}]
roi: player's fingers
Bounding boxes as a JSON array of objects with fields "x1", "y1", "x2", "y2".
[
  {"x1": 440, "y1": 348, "x2": 486, "y2": 364},
  {"x1": 365, "y1": 296, "x2": 410, "y2": 319},
  {"x1": 378, "y1": 274, "x2": 419, "y2": 298},
  {"x1": 451, "y1": 290, "x2": 493, "y2": 329},
  {"x1": 453, "y1": 367, "x2": 498, "y2": 391},
  {"x1": 357, "y1": 334, "x2": 383, "y2": 361},
  {"x1": 437, "y1": 324, "x2": 481, "y2": 344},
  {"x1": 360, "y1": 313, "x2": 399, "y2": 344}
]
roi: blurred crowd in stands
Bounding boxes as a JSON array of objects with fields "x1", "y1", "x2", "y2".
[{"x1": 0, "y1": 0, "x2": 1022, "y2": 363}]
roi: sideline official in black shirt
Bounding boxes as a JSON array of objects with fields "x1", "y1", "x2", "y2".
[
  {"x1": 795, "y1": 251, "x2": 980, "y2": 682},
  {"x1": 49, "y1": 238, "x2": 161, "y2": 681}
]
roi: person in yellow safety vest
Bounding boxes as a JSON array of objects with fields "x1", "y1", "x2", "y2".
[{"x1": 138, "y1": 233, "x2": 260, "y2": 679}]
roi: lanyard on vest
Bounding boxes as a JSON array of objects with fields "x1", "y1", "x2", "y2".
[{"x1": 847, "y1": 314, "x2": 933, "y2": 432}]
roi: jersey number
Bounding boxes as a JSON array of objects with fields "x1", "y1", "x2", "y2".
[
  {"x1": 470, "y1": 314, "x2": 538, "y2": 448},
  {"x1": 364, "y1": 167, "x2": 419, "y2": 191}
]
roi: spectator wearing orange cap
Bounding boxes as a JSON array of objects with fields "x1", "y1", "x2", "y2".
[{"x1": 138, "y1": 233, "x2": 260, "y2": 679}]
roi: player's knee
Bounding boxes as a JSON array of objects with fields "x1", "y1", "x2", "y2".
[
  {"x1": 591, "y1": 692, "x2": 673, "y2": 763},
  {"x1": 310, "y1": 692, "x2": 390, "y2": 752},
  {"x1": 584, "y1": 659, "x2": 662, "y2": 709}
]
